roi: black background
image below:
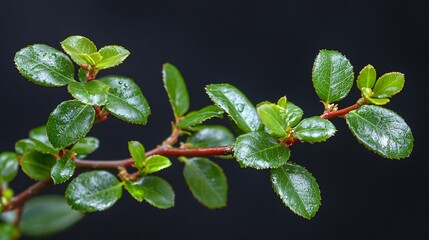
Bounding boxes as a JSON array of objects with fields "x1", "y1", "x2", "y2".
[{"x1": 1, "y1": 0, "x2": 428, "y2": 239}]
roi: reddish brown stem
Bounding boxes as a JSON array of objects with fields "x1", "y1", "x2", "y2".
[
  {"x1": 75, "y1": 146, "x2": 233, "y2": 169},
  {"x1": 3, "y1": 179, "x2": 52, "y2": 211},
  {"x1": 320, "y1": 99, "x2": 365, "y2": 119}
]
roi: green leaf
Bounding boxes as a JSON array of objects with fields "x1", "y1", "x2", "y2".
[
  {"x1": 283, "y1": 102, "x2": 304, "y2": 128},
  {"x1": 15, "y1": 44, "x2": 75, "y2": 87},
  {"x1": 20, "y1": 151, "x2": 56, "y2": 180},
  {"x1": 20, "y1": 195, "x2": 84, "y2": 238},
  {"x1": 372, "y1": 72, "x2": 405, "y2": 98},
  {"x1": 277, "y1": 96, "x2": 287, "y2": 108},
  {"x1": 346, "y1": 105, "x2": 413, "y2": 159},
  {"x1": 271, "y1": 163, "x2": 321, "y2": 219},
  {"x1": 0, "y1": 222, "x2": 18, "y2": 240},
  {"x1": 101, "y1": 76, "x2": 151, "y2": 124},
  {"x1": 29, "y1": 126, "x2": 58, "y2": 155},
  {"x1": 47, "y1": 100, "x2": 95, "y2": 149},
  {"x1": 357, "y1": 64, "x2": 376, "y2": 90},
  {"x1": 15, "y1": 139, "x2": 36, "y2": 155},
  {"x1": 187, "y1": 125, "x2": 235, "y2": 148},
  {"x1": 141, "y1": 155, "x2": 172, "y2": 174},
  {"x1": 234, "y1": 131, "x2": 290, "y2": 169},
  {"x1": 60, "y1": 35, "x2": 97, "y2": 66},
  {"x1": 365, "y1": 97, "x2": 390, "y2": 106},
  {"x1": 0, "y1": 152, "x2": 19, "y2": 183},
  {"x1": 312, "y1": 50, "x2": 354, "y2": 103},
  {"x1": 140, "y1": 176, "x2": 175, "y2": 209},
  {"x1": 257, "y1": 103, "x2": 288, "y2": 138},
  {"x1": 68, "y1": 80, "x2": 110, "y2": 105},
  {"x1": 51, "y1": 151, "x2": 76, "y2": 184},
  {"x1": 66, "y1": 170, "x2": 122, "y2": 212},
  {"x1": 71, "y1": 137, "x2": 99, "y2": 156},
  {"x1": 96, "y1": 45, "x2": 130, "y2": 69},
  {"x1": 78, "y1": 67, "x2": 88, "y2": 82},
  {"x1": 177, "y1": 105, "x2": 224, "y2": 129},
  {"x1": 128, "y1": 141, "x2": 145, "y2": 170},
  {"x1": 183, "y1": 157, "x2": 227, "y2": 209},
  {"x1": 124, "y1": 180, "x2": 145, "y2": 202},
  {"x1": 293, "y1": 117, "x2": 336, "y2": 143},
  {"x1": 162, "y1": 63, "x2": 190, "y2": 118},
  {"x1": 206, "y1": 83, "x2": 263, "y2": 133}
]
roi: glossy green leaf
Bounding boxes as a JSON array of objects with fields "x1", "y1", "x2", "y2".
[
  {"x1": 96, "y1": 45, "x2": 130, "y2": 69},
  {"x1": 128, "y1": 141, "x2": 145, "y2": 170},
  {"x1": 183, "y1": 157, "x2": 227, "y2": 209},
  {"x1": 187, "y1": 125, "x2": 235, "y2": 148},
  {"x1": 312, "y1": 50, "x2": 354, "y2": 103},
  {"x1": 346, "y1": 105, "x2": 413, "y2": 159},
  {"x1": 293, "y1": 117, "x2": 336, "y2": 143},
  {"x1": 141, "y1": 155, "x2": 172, "y2": 174},
  {"x1": 47, "y1": 100, "x2": 95, "y2": 149},
  {"x1": 271, "y1": 163, "x2": 321, "y2": 219},
  {"x1": 234, "y1": 131, "x2": 290, "y2": 169},
  {"x1": 66, "y1": 170, "x2": 122, "y2": 212},
  {"x1": 283, "y1": 102, "x2": 304, "y2": 128},
  {"x1": 177, "y1": 105, "x2": 224, "y2": 129},
  {"x1": 357, "y1": 64, "x2": 376, "y2": 90},
  {"x1": 206, "y1": 83, "x2": 263, "y2": 133},
  {"x1": 101, "y1": 76, "x2": 151, "y2": 124},
  {"x1": 20, "y1": 195, "x2": 84, "y2": 238},
  {"x1": 0, "y1": 152, "x2": 19, "y2": 183},
  {"x1": 15, "y1": 139, "x2": 36, "y2": 155},
  {"x1": 68, "y1": 80, "x2": 110, "y2": 105},
  {"x1": 124, "y1": 180, "x2": 145, "y2": 202},
  {"x1": 51, "y1": 152, "x2": 76, "y2": 184},
  {"x1": 257, "y1": 103, "x2": 288, "y2": 137},
  {"x1": 71, "y1": 137, "x2": 99, "y2": 156},
  {"x1": 162, "y1": 63, "x2": 190, "y2": 118},
  {"x1": 15, "y1": 44, "x2": 75, "y2": 87},
  {"x1": 78, "y1": 67, "x2": 88, "y2": 82},
  {"x1": 140, "y1": 176, "x2": 175, "y2": 209},
  {"x1": 372, "y1": 72, "x2": 405, "y2": 98},
  {"x1": 60, "y1": 35, "x2": 97, "y2": 66},
  {"x1": 20, "y1": 151, "x2": 56, "y2": 180},
  {"x1": 29, "y1": 126, "x2": 58, "y2": 155}
]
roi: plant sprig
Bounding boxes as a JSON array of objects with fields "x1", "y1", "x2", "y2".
[{"x1": 0, "y1": 36, "x2": 414, "y2": 239}]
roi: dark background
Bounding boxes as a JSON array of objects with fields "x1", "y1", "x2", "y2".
[{"x1": 0, "y1": 0, "x2": 428, "y2": 239}]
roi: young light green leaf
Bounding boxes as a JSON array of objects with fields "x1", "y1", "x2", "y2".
[
  {"x1": 372, "y1": 72, "x2": 405, "y2": 98},
  {"x1": 312, "y1": 50, "x2": 354, "y2": 103},
  {"x1": 60, "y1": 35, "x2": 97, "y2": 66},
  {"x1": 357, "y1": 64, "x2": 376, "y2": 90},
  {"x1": 187, "y1": 125, "x2": 235, "y2": 148},
  {"x1": 47, "y1": 100, "x2": 95, "y2": 149},
  {"x1": 257, "y1": 103, "x2": 288, "y2": 138},
  {"x1": 15, "y1": 139, "x2": 36, "y2": 155},
  {"x1": 20, "y1": 151, "x2": 56, "y2": 180},
  {"x1": 20, "y1": 195, "x2": 84, "y2": 238},
  {"x1": 271, "y1": 163, "x2": 321, "y2": 219},
  {"x1": 124, "y1": 180, "x2": 145, "y2": 202},
  {"x1": 140, "y1": 176, "x2": 175, "y2": 209},
  {"x1": 66, "y1": 171, "x2": 122, "y2": 212},
  {"x1": 141, "y1": 155, "x2": 172, "y2": 174},
  {"x1": 128, "y1": 141, "x2": 145, "y2": 170},
  {"x1": 206, "y1": 83, "x2": 263, "y2": 133},
  {"x1": 365, "y1": 97, "x2": 390, "y2": 106},
  {"x1": 346, "y1": 105, "x2": 413, "y2": 159},
  {"x1": 283, "y1": 102, "x2": 304, "y2": 128},
  {"x1": 51, "y1": 151, "x2": 76, "y2": 184},
  {"x1": 68, "y1": 80, "x2": 110, "y2": 105},
  {"x1": 0, "y1": 152, "x2": 19, "y2": 183},
  {"x1": 177, "y1": 105, "x2": 224, "y2": 129},
  {"x1": 96, "y1": 45, "x2": 130, "y2": 69},
  {"x1": 101, "y1": 76, "x2": 151, "y2": 124},
  {"x1": 71, "y1": 137, "x2": 100, "y2": 156},
  {"x1": 15, "y1": 44, "x2": 75, "y2": 87},
  {"x1": 293, "y1": 117, "x2": 336, "y2": 143},
  {"x1": 234, "y1": 131, "x2": 290, "y2": 169},
  {"x1": 277, "y1": 96, "x2": 287, "y2": 108},
  {"x1": 183, "y1": 157, "x2": 227, "y2": 209},
  {"x1": 0, "y1": 222, "x2": 19, "y2": 239},
  {"x1": 162, "y1": 63, "x2": 190, "y2": 118},
  {"x1": 29, "y1": 126, "x2": 58, "y2": 155}
]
